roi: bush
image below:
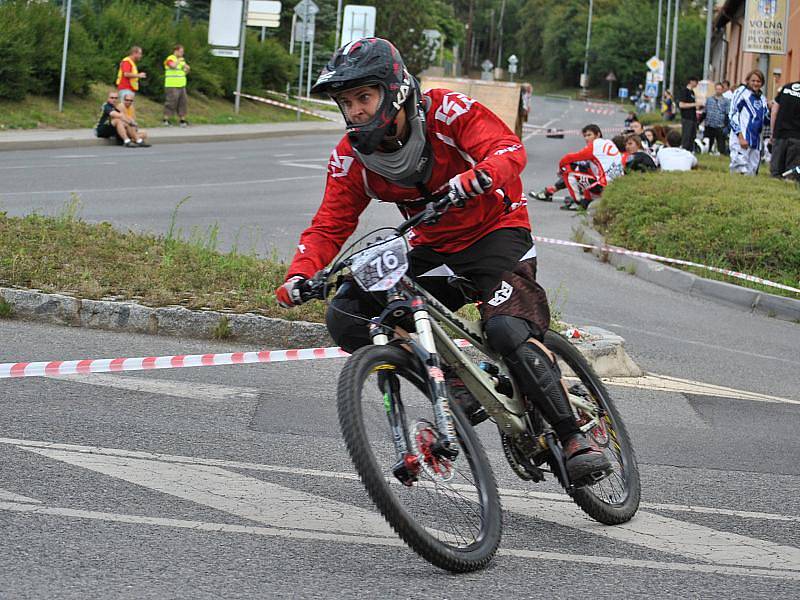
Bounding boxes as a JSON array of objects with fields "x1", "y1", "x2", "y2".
[
  {"x1": 0, "y1": 2, "x2": 33, "y2": 100},
  {"x1": 593, "y1": 161, "x2": 800, "y2": 297}
]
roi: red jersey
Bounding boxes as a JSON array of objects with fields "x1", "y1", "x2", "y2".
[
  {"x1": 286, "y1": 88, "x2": 530, "y2": 279},
  {"x1": 558, "y1": 138, "x2": 624, "y2": 186}
]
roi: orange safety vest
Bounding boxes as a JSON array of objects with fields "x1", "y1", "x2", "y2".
[{"x1": 116, "y1": 57, "x2": 139, "y2": 91}]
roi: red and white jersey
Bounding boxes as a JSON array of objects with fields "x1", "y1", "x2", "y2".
[
  {"x1": 287, "y1": 88, "x2": 530, "y2": 279},
  {"x1": 558, "y1": 138, "x2": 624, "y2": 186}
]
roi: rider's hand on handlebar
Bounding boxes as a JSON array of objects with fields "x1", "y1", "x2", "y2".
[
  {"x1": 449, "y1": 169, "x2": 492, "y2": 202},
  {"x1": 276, "y1": 275, "x2": 307, "y2": 308}
]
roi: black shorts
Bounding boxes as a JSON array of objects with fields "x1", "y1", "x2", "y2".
[
  {"x1": 96, "y1": 123, "x2": 120, "y2": 140},
  {"x1": 326, "y1": 227, "x2": 550, "y2": 352}
]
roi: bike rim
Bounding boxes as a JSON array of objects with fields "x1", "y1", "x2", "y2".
[{"x1": 358, "y1": 363, "x2": 490, "y2": 550}]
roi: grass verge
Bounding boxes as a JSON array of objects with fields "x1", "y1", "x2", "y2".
[
  {"x1": 593, "y1": 155, "x2": 800, "y2": 298},
  {"x1": 0, "y1": 83, "x2": 319, "y2": 130},
  {"x1": 0, "y1": 202, "x2": 567, "y2": 329}
]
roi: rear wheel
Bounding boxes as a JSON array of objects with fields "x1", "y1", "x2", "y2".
[
  {"x1": 337, "y1": 345, "x2": 502, "y2": 572},
  {"x1": 544, "y1": 331, "x2": 641, "y2": 524}
]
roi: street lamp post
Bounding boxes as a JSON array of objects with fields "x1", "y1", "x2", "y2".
[
  {"x1": 581, "y1": 0, "x2": 594, "y2": 94},
  {"x1": 57, "y1": 0, "x2": 73, "y2": 113},
  {"x1": 702, "y1": 0, "x2": 713, "y2": 80},
  {"x1": 669, "y1": 0, "x2": 679, "y2": 94},
  {"x1": 663, "y1": 0, "x2": 672, "y2": 92}
]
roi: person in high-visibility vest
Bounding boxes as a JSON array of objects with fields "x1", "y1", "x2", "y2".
[
  {"x1": 116, "y1": 46, "x2": 147, "y2": 101},
  {"x1": 163, "y1": 44, "x2": 190, "y2": 127}
]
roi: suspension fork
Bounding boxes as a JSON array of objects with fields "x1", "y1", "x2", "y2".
[{"x1": 411, "y1": 297, "x2": 459, "y2": 458}]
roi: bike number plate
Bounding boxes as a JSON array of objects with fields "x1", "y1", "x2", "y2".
[{"x1": 350, "y1": 237, "x2": 409, "y2": 292}]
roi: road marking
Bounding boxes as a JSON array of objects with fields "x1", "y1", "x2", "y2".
[
  {"x1": 578, "y1": 319, "x2": 800, "y2": 368},
  {"x1": 1, "y1": 500, "x2": 797, "y2": 580},
  {"x1": 0, "y1": 488, "x2": 41, "y2": 504},
  {"x1": 0, "y1": 175, "x2": 311, "y2": 198},
  {"x1": 3, "y1": 437, "x2": 797, "y2": 525},
  {"x1": 48, "y1": 373, "x2": 260, "y2": 402},
  {"x1": 278, "y1": 160, "x2": 326, "y2": 170},
  {"x1": 274, "y1": 153, "x2": 295, "y2": 157},
  {"x1": 500, "y1": 496, "x2": 800, "y2": 571},
  {"x1": 0, "y1": 162, "x2": 117, "y2": 171},
  {"x1": 604, "y1": 373, "x2": 800, "y2": 405},
  {"x1": 54, "y1": 154, "x2": 98, "y2": 159},
  {"x1": 26, "y1": 448, "x2": 396, "y2": 539}
]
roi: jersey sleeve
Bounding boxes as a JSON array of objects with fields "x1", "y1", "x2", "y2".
[
  {"x1": 728, "y1": 87, "x2": 746, "y2": 135},
  {"x1": 434, "y1": 91, "x2": 527, "y2": 192},
  {"x1": 558, "y1": 144, "x2": 595, "y2": 167},
  {"x1": 285, "y1": 145, "x2": 371, "y2": 280}
]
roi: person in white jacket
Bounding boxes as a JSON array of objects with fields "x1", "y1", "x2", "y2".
[{"x1": 728, "y1": 70, "x2": 769, "y2": 175}]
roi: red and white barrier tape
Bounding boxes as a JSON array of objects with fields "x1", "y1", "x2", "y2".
[
  {"x1": 0, "y1": 339, "x2": 474, "y2": 380},
  {"x1": 234, "y1": 92, "x2": 339, "y2": 122},
  {"x1": 524, "y1": 126, "x2": 625, "y2": 138},
  {"x1": 532, "y1": 235, "x2": 800, "y2": 294}
]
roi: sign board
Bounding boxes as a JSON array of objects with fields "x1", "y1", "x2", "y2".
[
  {"x1": 646, "y1": 56, "x2": 663, "y2": 72},
  {"x1": 341, "y1": 5, "x2": 375, "y2": 45},
  {"x1": 579, "y1": 73, "x2": 589, "y2": 88},
  {"x1": 618, "y1": 87, "x2": 629, "y2": 99},
  {"x1": 211, "y1": 47, "x2": 240, "y2": 58},
  {"x1": 294, "y1": 0, "x2": 319, "y2": 17},
  {"x1": 422, "y1": 29, "x2": 441, "y2": 62},
  {"x1": 507, "y1": 54, "x2": 518, "y2": 74},
  {"x1": 645, "y1": 82, "x2": 659, "y2": 98},
  {"x1": 605, "y1": 72, "x2": 617, "y2": 82},
  {"x1": 743, "y1": 0, "x2": 790, "y2": 54},
  {"x1": 209, "y1": 0, "x2": 243, "y2": 48},
  {"x1": 247, "y1": 0, "x2": 281, "y2": 27},
  {"x1": 294, "y1": 19, "x2": 315, "y2": 43}
]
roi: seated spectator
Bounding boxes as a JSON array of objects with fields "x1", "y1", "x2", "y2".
[
  {"x1": 119, "y1": 93, "x2": 151, "y2": 147},
  {"x1": 644, "y1": 128, "x2": 663, "y2": 155},
  {"x1": 624, "y1": 111, "x2": 637, "y2": 128},
  {"x1": 95, "y1": 90, "x2": 140, "y2": 148},
  {"x1": 658, "y1": 129, "x2": 698, "y2": 171},
  {"x1": 622, "y1": 134, "x2": 658, "y2": 172}
]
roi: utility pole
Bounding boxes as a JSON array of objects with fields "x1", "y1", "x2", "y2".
[
  {"x1": 656, "y1": 0, "x2": 663, "y2": 58},
  {"x1": 234, "y1": 0, "x2": 249, "y2": 114},
  {"x1": 702, "y1": 0, "x2": 713, "y2": 80},
  {"x1": 58, "y1": 0, "x2": 73, "y2": 112},
  {"x1": 669, "y1": 0, "x2": 679, "y2": 94},
  {"x1": 663, "y1": 0, "x2": 672, "y2": 91},
  {"x1": 581, "y1": 0, "x2": 594, "y2": 94},
  {"x1": 496, "y1": 0, "x2": 506, "y2": 71},
  {"x1": 335, "y1": 0, "x2": 342, "y2": 47}
]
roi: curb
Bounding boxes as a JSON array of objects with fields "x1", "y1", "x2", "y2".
[
  {"x1": 0, "y1": 286, "x2": 642, "y2": 378},
  {"x1": 572, "y1": 221, "x2": 800, "y2": 323},
  {"x1": 0, "y1": 121, "x2": 342, "y2": 152}
]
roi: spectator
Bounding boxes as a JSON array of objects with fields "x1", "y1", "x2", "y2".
[
  {"x1": 729, "y1": 69, "x2": 768, "y2": 176},
  {"x1": 661, "y1": 90, "x2": 675, "y2": 120},
  {"x1": 721, "y1": 80, "x2": 734, "y2": 101},
  {"x1": 624, "y1": 111, "x2": 637, "y2": 128},
  {"x1": 704, "y1": 82, "x2": 730, "y2": 156},
  {"x1": 658, "y1": 129, "x2": 697, "y2": 171},
  {"x1": 119, "y1": 93, "x2": 151, "y2": 147},
  {"x1": 644, "y1": 128, "x2": 663, "y2": 156},
  {"x1": 622, "y1": 134, "x2": 658, "y2": 172},
  {"x1": 770, "y1": 80, "x2": 800, "y2": 177},
  {"x1": 628, "y1": 119, "x2": 650, "y2": 147},
  {"x1": 519, "y1": 83, "x2": 533, "y2": 123},
  {"x1": 116, "y1": 46, "x2": 147, "y2": 101},
  {"x1": 95, "y1": 90, "x2": 140, "y2": 148},
  {"x1": 678, "y1": 76, "x2": 702, "y2": 151},
  {"x1": 163, "y1": 44, "x2": 191, "y2": 127}
]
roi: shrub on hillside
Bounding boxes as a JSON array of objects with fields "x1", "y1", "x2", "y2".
[{"x1": 0, "y1": 2, "x2": 33, "y2": 100}]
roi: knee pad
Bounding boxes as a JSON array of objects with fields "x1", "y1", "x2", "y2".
[{"x1": 483, "y1": 315, "x2": 543, "y2": 356}]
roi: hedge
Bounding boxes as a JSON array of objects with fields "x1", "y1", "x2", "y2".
[{"x1": 0, "y1": 0, "x2": 295, "y2": 101}]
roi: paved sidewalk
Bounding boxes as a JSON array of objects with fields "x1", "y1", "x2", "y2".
[{"x1": 0, "y1": 120, "x2": 342, "y2": 152}]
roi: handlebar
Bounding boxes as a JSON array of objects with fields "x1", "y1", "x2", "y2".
[{"x1": 299, "y1": 173, "x2": 492, "y2": 301}]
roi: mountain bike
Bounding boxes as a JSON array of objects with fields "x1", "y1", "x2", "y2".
[{"x1": 299, "y1": 188, "x2": 640, "y2": 572}]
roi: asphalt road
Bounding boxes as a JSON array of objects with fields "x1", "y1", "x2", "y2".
[{"x1": 1, "y1": 96, "x2": 798, "y2": 597}]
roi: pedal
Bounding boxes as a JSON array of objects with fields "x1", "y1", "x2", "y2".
[{"x1": 392, "y1": 454, "x2": 420, "y2": 486}]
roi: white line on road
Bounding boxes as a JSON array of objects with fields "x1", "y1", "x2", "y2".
[
  {"x1": 0, "y1": 488, "x2": 41, "y2": 504},
  {"x1": 278, "y1": 161, "x2": 326, "y2": 170},
  {"x1": 54, "y1": 154, "x2": 99, "y2": 159},
  {"x1": 500, "y1": 495, "x2": 800, "y2": 571},
  {"x1": 0, "y1": 175, "x2": 311, "y2": 198},
  {"x1": 274, "y1": 153, "x2": 295, "y2": 157},
  {"x1": 603, "y1": 373, "x2": 799, "y2": 405},
  {"x1": 1, "y1": 500, "x2": 797, "y2": 580},
  {"x1": 26, "y1": 448, "x2": 396, "y2": 539},
  {"x1": 0, "y1": 162, "x2": 118, "y2": 171},
  {"x1": 48, "y1": 373, "x2": 260, "y2": 402},
  {"x1": 1, "y1": 437, "x2": 796, "y2": 523}
]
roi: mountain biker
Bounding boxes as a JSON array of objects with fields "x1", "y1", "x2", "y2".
[
  {"x1": 274, "y1": 38, "x2": 611, "y2": 486},
  {"x1": 529, "y1": 124, "x2": 623, "y2": 210}
]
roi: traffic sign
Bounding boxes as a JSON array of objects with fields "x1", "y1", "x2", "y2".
[
  {"x1": 645, "y1": 82, "x2": 659, "y2": 98},
  {"x1": 605, "y1": 72, "x2": 617, "y2": 82},
  {"x1": 507, "y1": 54, "x2": 518, "y2": 74},
  {"x1": 211, "y1": 47, "x2": 240, "y2": 58},
  {"x1": 618, "y1": 87, "x2": 629, "y2": 99},
  {"x1": 646, "y1": 56, "x2": 662, "y2": 71},
  {"x1": 294, "y1": 19, "x2": 315, "y2": 42},
  {"x1": 341, "y1": 5, "x2": 376, "y2": 45},
  {"x1": 294, "y1": 0, "x2": 319, "y2": 17},
  {"x1": 247, "y1": 0, "x2": 281, "y2": 27}
]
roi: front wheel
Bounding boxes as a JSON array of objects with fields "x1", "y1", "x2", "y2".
[
  {"x1": 544, "y1": 331, "x2": 641, "y2": 524},
  {"x1": 337, "y1": 345, "x2": 502, "y2": 572}
]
